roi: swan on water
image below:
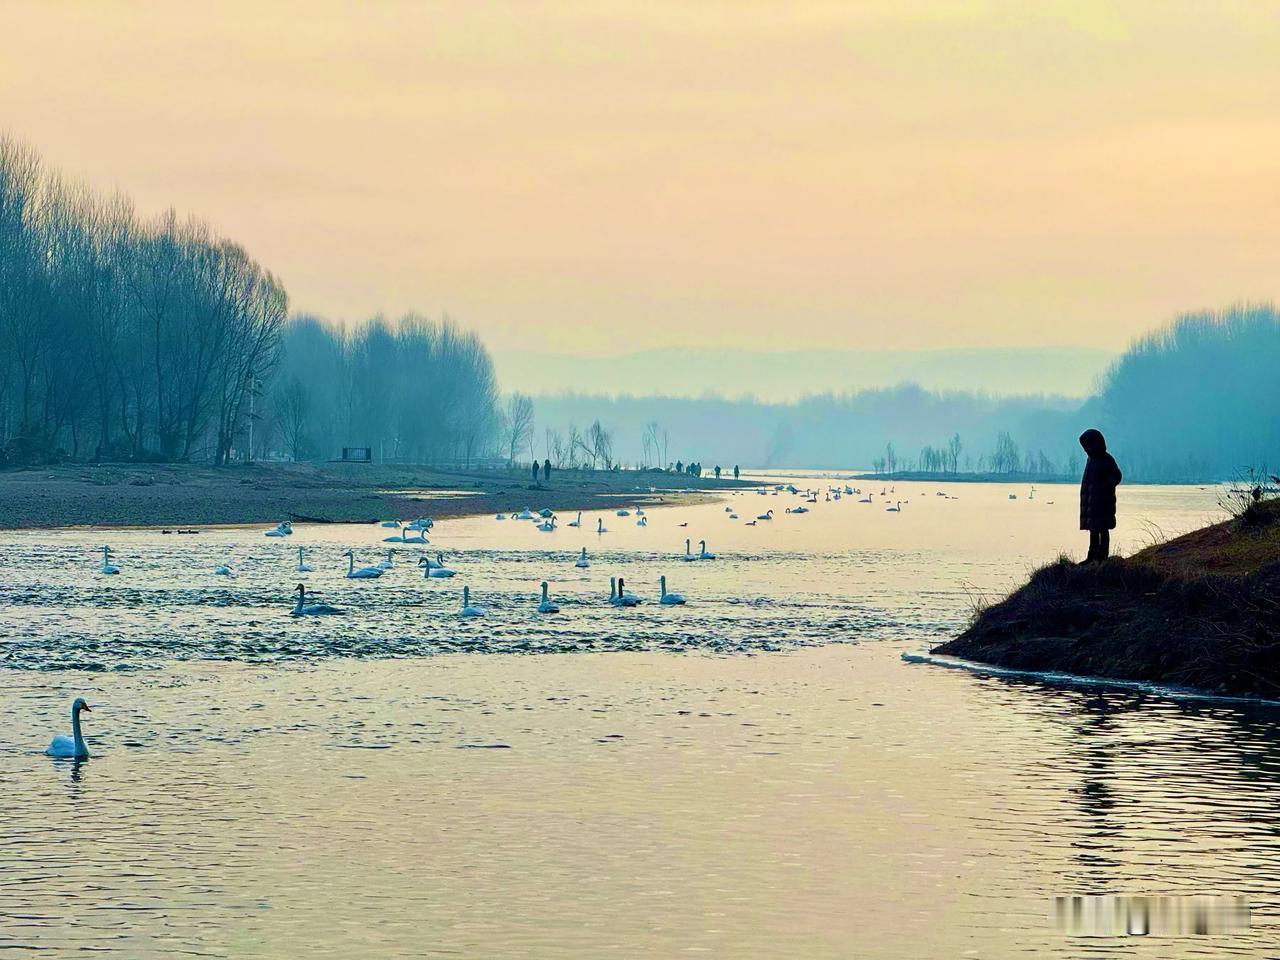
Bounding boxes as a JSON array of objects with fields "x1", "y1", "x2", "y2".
[
  {"x1": 683, "y1": 539, "x2": 698, "y2": 561},
  {"x1": 757, "y1": 510, "x2": 774, "y2": 520},
  {"x1": 609, "y1": 576, "x2": 641, "y2": 607},
  {"x1": 728, "y1": 513, "x2": 739, "y2": 519},
  {"x1": 515, "y1": 508, "x2": 536, "y2": 520},
  {"x1": 537, "y1": 516, "x2": 557, "y2": 532},
  {"x1": 539, "y1": 508, "x2": 554, "y2": 518},
  {"x1": 788, "y1": 506, "x2": 809, "y2": 514},
  {"x1": 537, "y1": 581, "x2": 560, "y2": 614},
  {"x1": 575, "y1": 548, "x2": 591, "y2": 568},
  {"x1": 384, "y1": 523, "x2": 428, "y2": 544},
  {"x1": 344, "y1": 550, "x2": 384, "y2": 579},
  {"x1": 495, "y1": 513, "x2": 507, "y2": 520},
  {"x1": 698, "y1": 540, "x2": 717, "y2": 560},
  {"x1": 459, "y1": 586, "x2": 487, "y2": 617},
  {"x1": 636, "y1": 516, "x2": 647, "y2": 527},
  {"x1": 419, "y1": 556, "x2": 456, "y2": 578},
  {"x1": 377, "y1": 549, "x2": 396, "y2": 569},
  {"x1": 292, "y1": 583, "x2": 342, "y2": 616},
  {"x1": 567, "y1": 512, "x2": 582, "y2": 527},
  {"x1": 635, "y1": 507, "x2": 645, "y2": 516},
  {"x1": 659, "y1": 575, "x2": 685, "y2": 605},
  {"x1": 265, "y1": 521, "x2": 293, "y2": 537},
  {"x1": 407, "y1": 518, "x2": 434, "y2": 530},
  {"x1": 296, "y1": 546, "x2": 315, "y2": 572},
  {"x1": 100, "y1": 546, "x2": 120, "y2": 575},
  {"x1": 858, "y1": 495, "x2": 872, "y2": 503},
  {"x1": 424, "y1": 552, "x2": 446, "y2": 569},
  {"x1": 597, "y1": 518, "x2": 607, "y2": 534},
  {"x1": 46, "y1": 698, "x2": 91, "y2": 759},
  {"x1": 380, "y1": 520, "x2": 401, "y2": 528},
  {"x1": 214, "y1": 564, "x2": 233, "y2": 576},
  {"x1": 886, "y1": 501, "x2": 902, "y2": 513},
  {"x1": 616, "y1": 508, "x2": 631, "y2": 517}
]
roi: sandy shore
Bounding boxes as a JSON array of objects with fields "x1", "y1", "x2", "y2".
[{"x1": 0, "y1": 462, "x2": 752, "y2": 529}]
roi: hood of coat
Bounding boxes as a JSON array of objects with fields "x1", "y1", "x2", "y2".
[{"x1": 1079, "y1": 428, "x2": 1107, "y2": 456}]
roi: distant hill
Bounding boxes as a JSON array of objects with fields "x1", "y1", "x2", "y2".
[{"x1": 492, "y1": 346, "x2": 1111, "y2": 401}]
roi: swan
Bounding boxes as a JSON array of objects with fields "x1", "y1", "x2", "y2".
[
  {"x1": 384, "y1": 523, "x2": 428, "y2": 544},
  {"x1": 515, "y1": 508, "x2": 536, "y2": 520},
  {"x1": 635, "y1": 507, "x2": 645, "y2": 516},
  {"x1": 567, "y1": 512, "x2": 582, "y2": 527},
  {"x1": 575, "y1": 548, "x2": 591, "y2": 568},
  {"x1": 407, "y1": 518, "x2": 434, "y2": 530},
  {"x1": 616, "y1": 508, "x2": 631, "y2": 517},
  {"x1": 296, "y1": 546, "x2": 315, "y2": 573},
  {"x1": 495, "y1": 513, "x2": 507, "y2": 520},
  {"x1": 46, "y1": 698, "x2": 91, "y2": 759},
  {"x1": 265, "y1": 521, "x2": 293, "y2": 537},
  {"x1": 659, "y1": 575, "x2": 685, "y2": 605},
  {"x1": 459, "y1": 586, "x2": 487, "y2": 617},
  {"x1": 858, "y1": 495, "x2": 872, "y2": 503},
  {"x1": 757, "y1": 510, "x2": 774, "y2": 520},
  {"x1": 788, "y1": 506, "x2": 809, "y2": 514},
  {"x1": 214, "y1": 564, "x2": 233, "y2": 576},
  {"x1": 424, "y1": 551, "x2": 446, "y2": 569},
  {"x1": 537, "y1": 516, "x2": 557, "y2": 532},
  {"x1": 537, "y1": 581, "x2": 560, "y2": 614},
  {"x1": 419, "y1": 556, "x2": 456, "y2": 578},
  {"x1": 682, "y1": 539, "x2": 698, "y2": 562},
  {"x1": 745, "y1": 520, "x2": 757, "y2": 526},
  {"x1": 609, "y1": 576, "x2": 641, "y2": 607},
  {"x1": 344, "y1": 550, "x2": 384, "y2": 579},
  {"x1": 597, "y1": 518, "x2": 607, "y2": 534},
  {"x1": 539, "y1": 508, "x2": 554, "y2": 518},
  {"x1": 886, "y1": 501, "x2": 902, "y2": 513},
  {"x1": 725, "y1": 506, "x2": 733, "y2": 512},
  {"x1": 698, "y1": 540, "x2": 716, "y2": 560},
  {"x1": 380, "y1": 520, "x2": 401, "y2": 528},
  {"x1": 636, "y1": 516, "x2": 647, "y2": 527},
  {"x1": 292, "y1": 583, "x2": 342, "y2": 616},
  {"x1": 377, "y1": 549, "x2": 396, "y2": 570},
  {"x1": 100, "y1": 546, "x2": 120, "y2": 575},
  {"x1": 728, "y1": 513, "x2": 739, "y2": 519}
]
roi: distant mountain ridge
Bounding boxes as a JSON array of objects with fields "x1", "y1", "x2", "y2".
[{"x1": 492, "y1": 346, "x2": 1111, "y2": 401}]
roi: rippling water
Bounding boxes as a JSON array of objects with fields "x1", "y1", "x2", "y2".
[{"x1": 6, "y1": 477, "x2": 1278, "y2": 957}]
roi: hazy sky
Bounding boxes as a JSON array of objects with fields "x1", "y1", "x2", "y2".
[{"x1": 3, "y1": 1, "x2": 1278, "y2": 354}]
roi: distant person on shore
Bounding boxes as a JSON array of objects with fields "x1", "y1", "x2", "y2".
[
  {"x1": 733, "y1": 465, "x2": 740, "y2": 480},
  {"x1": 531, "y1": 461, "x2": 539, "y2": 484},
  {"x1": 1079, "y1": 429, "x2": 1122, "y2": 562},
  {"x1": 543, "y1": 458, "x2": 552, "y2": 482},
  {"x1": 714, "y1": 465, "x2": 721, "y2": 480}
]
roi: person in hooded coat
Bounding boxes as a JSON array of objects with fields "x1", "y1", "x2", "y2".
[{"x1": 1078, "y1": 428, "x2": 1122, "y2": 562}]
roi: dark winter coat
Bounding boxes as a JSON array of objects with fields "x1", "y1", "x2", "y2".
[{"x1": 1079, "y1": 429, "x2": 1122, "y2": 531}]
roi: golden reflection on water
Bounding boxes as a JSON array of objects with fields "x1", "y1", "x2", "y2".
[{"x1": 2, "y1": 479, "x2": 1275, "y2": 958}]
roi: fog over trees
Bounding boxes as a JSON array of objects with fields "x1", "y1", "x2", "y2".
[{"x1": 0, "y1": 135, "x2": 502, "y2": 466}]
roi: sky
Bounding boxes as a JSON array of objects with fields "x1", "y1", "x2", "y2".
[{"x1": 3, "y1": 1, "x2": 1278, "y2": 355}]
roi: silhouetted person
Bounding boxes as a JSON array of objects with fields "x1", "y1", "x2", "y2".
[
  {"x1": 543, "y1": 458, "x2": 552, "y2": 482},
  {"x1": 531, "y1": 461, "x2": 539, "y2": 483},
  {"x1": 1079, "y1": 429, "x2": 1122, "y2": 562},
  {"x1": 733, "y1": 465, "x2": 740, "y2": 480},
  {"x1": 714, "y1": 465, "x2": 721, "y2": 480},
  {"x1": 676, "y1": 460, "x2": 683, "y2": 473}
]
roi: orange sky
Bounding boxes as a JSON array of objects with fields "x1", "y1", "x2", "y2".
[{"x1": 3, "y1": 1, "x2": 1278, "y2": 353}]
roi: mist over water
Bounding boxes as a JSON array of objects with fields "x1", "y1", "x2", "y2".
[{"x1": 7, "y1": 477, "x2": 1280, "y2": 958}]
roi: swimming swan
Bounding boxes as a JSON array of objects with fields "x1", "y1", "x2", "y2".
[
  {"x1": 567, "y1": 512, "x2": 582, "y2": 527},
  {"x1": 265, "y1": 521, "x2": 293, "y2": 537},
  {"x1": 459, "y1": 586, "x2": 487, "y2": 617},
  {"x1": 659, "y1": 575, "x2": 685, "y2": 605},
  {"x1": 757, "y1": 510, "x2": 774, "y2": 520},
  {"x1": 537, "y1": 581, "x2": 560, "y2": 613},
  {"x1": 214, "y1": 564, "x2": 233, "y2": 576},
  {"x1": 597, "y1": 518, "x2": 607, "y2": 534},
  {"x1": 100, "y1": 546, "x2": 120, "y2": 575},
  {"x1": 683, "y1": 539, "x2": 698, "y2": 562},
  {"x1": 609, "y1": 576, "x2": 641, "y2": 607},
  {"x1": 292, "y1": 583, "x2": 342, "y2": 616},
  {"x1": 377, "y1": 549, "x2": 396, "y2": 569},
  {"x1": 296, "y1": 546, "x2": 315, "y2": 573},
  {"x1": 46, "y1": 698, "x2": 91, "y2": 759},
  {"x1": 419, "y1": 556, "x2": 456, "y2": 578},
  {"x1": 886, "y1": 501, "x2": 902, "y2": 513},
  {"x1": 344, "y1": 550, "x2": 384, "y2": 579},
  {"x1": 575, "y1": 548, "x2": 591, "y2": 568},
  {"x1": 698, "y1": 540, "x2": 717, "y2": 560}
]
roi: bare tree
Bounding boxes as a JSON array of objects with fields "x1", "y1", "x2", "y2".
[{"x1": 500, "y1": 393, "x2": 534, "y2": 465}]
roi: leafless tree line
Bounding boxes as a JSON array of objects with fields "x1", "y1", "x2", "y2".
[{"x1": 0, "y1": 134, "x2": 286, "y2": 464}]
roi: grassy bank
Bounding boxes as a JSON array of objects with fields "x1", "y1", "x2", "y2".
[
  {"x1": 934, "y1": 498, "x2": 1280, "y2": 698},
  {"x1": 0, "y1": 462, "x2": 752, "y2": 530}
]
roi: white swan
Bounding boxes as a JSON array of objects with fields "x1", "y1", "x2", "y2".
[
  {"x1": 515, "y1": 508, "x2": 536, "y2": 520},
  {"x1": 788, "y1": 505, "x2": 809, "y2": 514},
  {"x1": 100, "y1": 546, "x2": 120, "y2": 575},
  {"x1": 377, "y1": 549, "x2": 396, "y2": 569},
  {"x1": 495, "y1": 513, "x2": 507, "y2": 520},
  {"x1": 757, "y1": 510, "x2": 774, "y2": 520},
  {"x1": 539, "y1": 508, "x2": 555, "y2": 518},
  {"x1": 575, "y1": 548, "x2": 591, "y2": 568},
  {"x1": 265, "y1": 521, "x2": 293, "y2": 537},
  {"x1": 616, "y1": 508, "x2": 631, "y2": 517},
  {"x1": 407, "y1": 518, "x2": 434, "y2": 530},
  {"x1": 659, "y1": 575, "x2": 685, "y2": 605},
  {"x1": 858, "y1": 495, "x2": 872, "y2": 503},
  {"x1": 419, "y1": 556, "x2": 456, "y2": 578},
  {"x1": 459, "y1": 586, "x2": 487, "y2": 617},
  {"x1": 383, "y1": 523, "x2": 427, "y2": 544},
  {"x1": 344, "y1": 550, "x2": 384, "y2": 579},
  {"x1": 682, "y1": 538, "x2": 698, "y2": 562},
  {"x1": 537, "y1": 516, "x2": 557, "y2": 532},
  {"x1": 537, "y1": 581, "x2": 560, "y2": 614},
  {"x1": 214, "y1": 564, "x2": 233, "y2": 576},
  {"x1": 380, "y1": 519, "x2": 401, "y2": 528},
  {"x1": 635, "y1": 507, "x2": 645, "y2": 516},
  {"x1": 886, "y1": 501, "x2": 902, "y2": 513},
  {"x1": 292, "y1": 583, "x2": 342, "y2": 616},
  {"x1": 46, "y1": 698, "x2": 91, "y2": 759},
  {"x1": 597, "y1": 518, "x2": 607, "y2": 534},
  {"x1": 567, "y1": 511, "x2": 581, "y2": 527},
  {"x1": 424, "y1": 551, "x2": 446, "y2": 570},
  {"x1": 296, "y1": 546, "x2": 315, "y2": 572},
  {"x1": 636, "y1": 516, "x2": 647, "y2": 527},
  {"x1": 609, "y1": 576, "x2": 641, "y2": 607},
  {"x1": 698, "y1": 540, "x2": 717, "y2": 560}
]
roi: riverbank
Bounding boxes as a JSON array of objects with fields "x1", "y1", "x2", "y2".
[
  {"x1": 934, "y1": 497, "x2": 1280, "y2": 698},
  {"x1": 0, "y1": 462, "x2": 751, "y2": 529}
]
